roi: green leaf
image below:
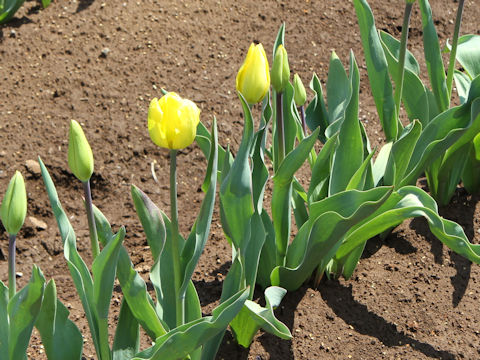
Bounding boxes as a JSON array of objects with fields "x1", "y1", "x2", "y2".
[
  {"x1": 39, "y1": 158, "x2": 101, "y2": 354},
  {"x1": 448, "y1": 34, "x2": 480, "y2": 79},
  {"x1": 251, "y1": 120, "x2": 269, "y2": 213},
  {"x1": 256, "y1": 211, "x2": 277, "y2": 289},
  {"x1": 307, "y1": 134, "x2": 337, "y2": 203},
  {"x1": 220, "y1": 93, "x2": 255, "y2": 250},
  {"x1": 273, "y1": 23, "x2": 285, "y2": 58},
  {"x1": 0, "y1": 281, "x2": 8, "y2": 356},
  {"x1": 113, "y1": 299, "x2": 140, "y2": 360},
  {"x1": 0, "y1": 0, "x2": 26, "y2": 24},
  {"x1": 336, "y1": 186, "x2": 480, "y2": 278},
  {"x1": 92, "y1": 227, "x2": 125, "y2": 320},
  {"x1": 329, "y1": 51, "x2": 364, "y2": 195},
  {"x1": 353, "y1": 0, "x2": 398, "y2": 141},
  {"x1": 244, "y1": 213, "x2": 266, "y2": 296},
  {"x1": 384, "y1": 120, "x2": 422, "y2": 187},
  {"x1": 180, "y1": 119, "x2": 218, "y2": 298},
  {"x1": 380, "y1": 31, "x2": 430, "y2": 125},
  {"x1": 8, "y1": 265, "x2": 45, "y2": 360},
  {"x1": 131, "y1": 185, "x2": 166, "y2": 261},
  {"x1": 305, "y1": 73, "x2": 329, "y2": 142},
  {"x1": 454, "y1": 70, "x2": 471, "y2": 105},
  {"x1": 92, "y1": 205, "x2": 167, "y2": 340},
  {"x1": 132, "y1": 288, "x2": 249, "y2": 360},
  {"x1": 36, "y1": 280, "x2": 83, "y2": 360},
  {"x1": 41, "y1": 0, "x2": 50, "y2": 8},
  {"x1": 271, "y1": 187, "x2": 393, "y2": 291},
  {"x1": 231, "y1": 287, "x2": 291, "y2": 347},
  {"x1": 418, "y1": 0, "x2": 449, "y2": 112},
  {"x1": 326, "y1": 52, "x2": 351, "y2": 129},
  {"x1": 346, "y1": 150, "x2": 375, "y2": 191},
  {"x1": 272, "y1": 128, "x2": 320, "y2": 261},
  {"x1": 462, "y1": 139, "x2": 480, "y2": 194}
]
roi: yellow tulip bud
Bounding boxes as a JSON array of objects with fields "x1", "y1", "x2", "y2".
[
  {"x1": 148, "y1": 92, "x2": 200, "y2": 150},
  {"x1": 293, "y1": 73, "x2": 307, "y2": 107},
  {"x1": 1, "y1": 171, "x2": 27, "y2": 235},
  {"x1": 68, "y1": 119, "x2": 94, "y2": 182},
  {"x1": 271, "y1": 45, "x2": 290, "y2": 93},
  {"x1": 236, "y1": 43, "x2": 270, "y2": 104}
]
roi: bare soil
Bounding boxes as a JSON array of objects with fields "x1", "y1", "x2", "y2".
[{"x1": 1, "y1": 0, "x2": 479, "y2": 359}]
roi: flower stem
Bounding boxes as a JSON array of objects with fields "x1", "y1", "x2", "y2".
[
  {"x1": 446, "y1": 0, "x2": 465, "y2": 104},
  {"x1": 276, "y1": 92, "x2": 285, "y2": 169},
  {"x1": 83, "y1": 180, "x2": 100, "y2": 260},
  {"x1": 170, "y1": 149, "x2": 184, "y2": 327},
  {"x1": 8, "y1": 234, "x2": 16, "y2": 299},
  {"x1": 298, "y1": 105, "x2": 307, "y2": 136},
  {"x1": 394, "y1": 1, "x2": 413, "y2": 125}
]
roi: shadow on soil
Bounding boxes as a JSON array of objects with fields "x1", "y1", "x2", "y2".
[
  {"x1": 320, "y1": 281, "x2": 457, "y2": 360},
  {"x1": 409, "y1": 188, "x2": 479, "y2": 307}
]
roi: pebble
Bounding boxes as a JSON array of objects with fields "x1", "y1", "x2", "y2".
[
  {"x1": 10, "y1": 30, "x2": 16, "y2": 38},
  {"x1": 25, "y1": 159, "x2": 41, "y2": 176},
  {"x1": 28, "y1": 216, "x2": 48, "y2": 230},
  {"x1": 100, "y1": 48, "x2": 110, "y2": 58},
  {"x1": 16, "y1": 272, "x2": 23, "y2": 278}
]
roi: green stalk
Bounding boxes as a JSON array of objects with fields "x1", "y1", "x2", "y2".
[
  {"x1": 83, "y1": 180, "x2": 100, "y2": 260},
  {"x1": 446, "y1": 0, "x2": 465, "y2": 103},
  {"x1": 276, "y1": 92, "x2": 285, "y2": 168},
  {"x1": 394, "y1": 1, "x2": 414, "y2": 123},
  {"x1": 8, "y1": 234, "x2": 16, "y2": 299},
  {"x1": 170, "y1": 149, "x2": 184, "y2": 327}
]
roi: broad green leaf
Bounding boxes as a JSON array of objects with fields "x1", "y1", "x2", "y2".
[
  {"x1": 132, "y1": 288, "x2": 249, "y2": 360},
  {"x1": 36, "y1": 280, "x2": 83, "y2": 360},
  {"x1": 273, "y1": 23, "x2": 285, "y2": 58},
  {"x1": 256, "y1": 211, "x2": 277, "y2": 289},
  {"x1": 220, "y1": 93, "x2": 255, "y2": 250},
  {"x1": 379, "y1": 30, "x2": 420, "y2": 75},
  {"x1": 372, "y1": 142, "x2": 392, "y2": 186},
  {"x1": 308, "y1": 133, "x2": 337, "y2": 203},
  {"x1": 41, "y1": 0, "x2": 50, "y2": 8},
  {"x1": 39, "y1": 158, "x2": 101, "y2": 355},
  {"x1": 326, "y1": 52, "x2": 351, "y2": 128},
  {"x1": 384, "y1": 120, "x2": 422, "y2": 187},
  {"x1": 0, "y1": 0, "x2": 25, "y2": 24},
  {"x1": 353, "y1": 0, "x2": 398, "y2": 141},
  {"x1": 283, "y1": 82, "x2": 300, "y2": 157},
  {"x1": 418, "y1": 0, "x2": 449, "y2": 112},
  {"x1": 271, "y1": 187, "x2": 393, "y2": 291},
  {"x1": 92, "y1": 227, "x2": 124, "y2": 319},
  {"x1": 8, "y1": 265, "x2": 45, "y2": 360},
  {"x1": 380, "y1": 31, "x2": 430, "y2": 125},
  {"x1": 113, "y1": 299, "x2": 140, "y2": 360},
  {"x1": 305, "y1": 73, "x2": 329, "y2": 142},
  {"x1": 232, "y1": 286, "x2": 291, "y2": 347},
  {"x1": 462, "y1": 140, "x2": 480, "y2": 194},
  {"x1": 336, "y1": 186, "x2": 480, "y2": 278},
  {"x1": 346, "y1": 150, "x2": 375, "y2": 191},
  {"x1": 272, "y1": 128, "x2": 320, "y2": 261},
  {"x1": 180, "y1": 118, "x2": 218, "y2": 298},
  {"x1": 131, "y1": 185, "x2": 166, "y2": 261},
  {"x1": 252, "y1": 118, "x2": 269, "y2": 213},
  {"x1": 0, "y1": 281, "x2": 8, "y2": 356},
  {"x1": 195, "y1": 121, "x2": 227, "y2": 181},
  {"x1": 92, "y1": 204, "x2": 167, "y2": 339},
  {"x1": 454, "y1": 70, "x2": 471, "y2": 105},
  {"x1": 329, "y1": 51, "x2": 364, "y2": 195},
  {"x1": 448, "y1": 35, "x2": 480, "y2": 79},
  {"x1": 244, "y1": 213, "x2": 266, "y2": 296}
]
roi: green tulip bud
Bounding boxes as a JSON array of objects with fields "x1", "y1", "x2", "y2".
[
  {"x1": 271, "y1": 44, "x2": 290, "y2": 93},
  {"x1": 293, "y1": 73, "x2": 307, "y2": 107},
  {"x1": 68, "y1": 119, "x2": 94, "y2": 182},
  {"x1": 1, "y1": 171, "x2": 27, "y2": 235}
]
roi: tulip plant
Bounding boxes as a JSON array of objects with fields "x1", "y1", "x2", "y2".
[
  {"x1": 0, "y1": 171, "x2": 83, "y2": 360},
  {"x1": 353, "y1": 0, "x2": 480, "y2": 205},
  {"x1": 40, "y1": 94, "x2": 249, "y2": 360},
  {"x1": 196, "y1": 22, "x2": 480, "y2": 350}
]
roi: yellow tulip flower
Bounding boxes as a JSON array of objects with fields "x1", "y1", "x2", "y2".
[
  {"x1": 148, "y1": 92, "x2": 200, "y2": 150},
  {"x1": 236, "y1": 43, "x2": 270, "y2": 104}
]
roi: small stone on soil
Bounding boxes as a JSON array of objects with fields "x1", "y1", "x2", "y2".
[{"x1": 25, "y1": 159, "x2": 41, "y2": 177}]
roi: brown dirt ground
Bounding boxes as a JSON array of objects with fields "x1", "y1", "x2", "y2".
[{"x1": 1, "y1": 0, "x2": 480, "y2": 359}]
